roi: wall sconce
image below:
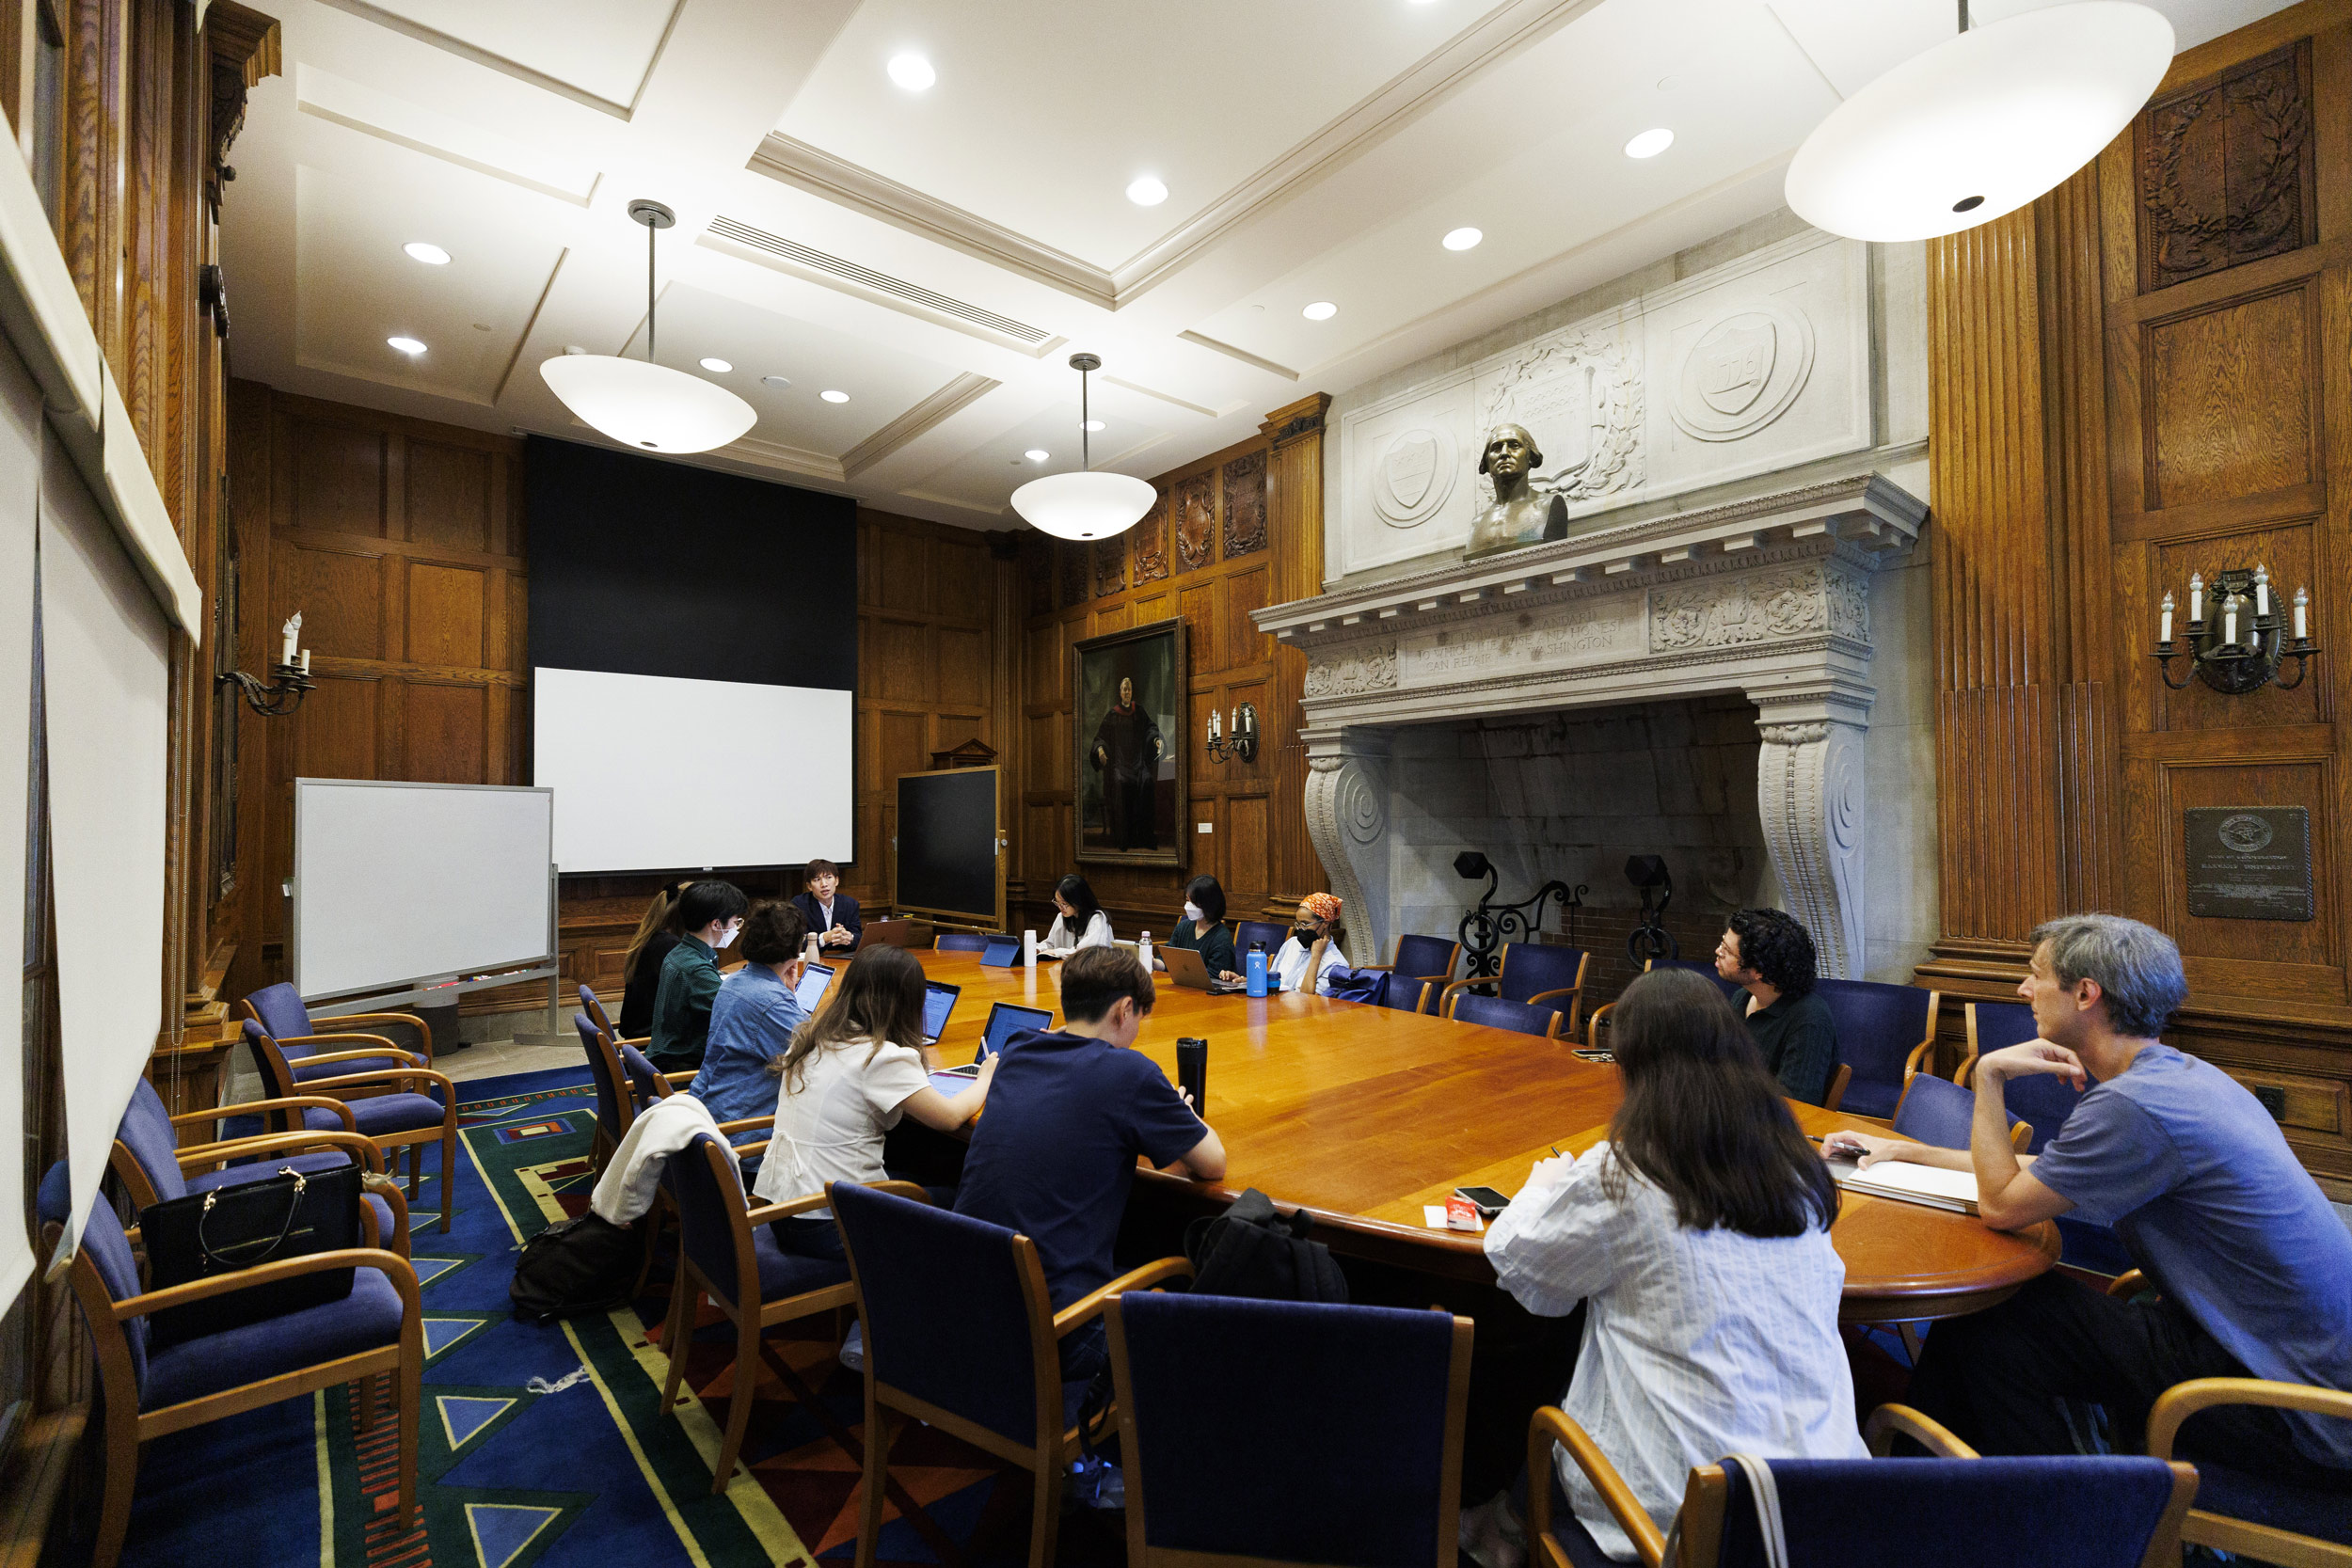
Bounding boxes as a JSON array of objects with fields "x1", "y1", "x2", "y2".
[
  {"x1": 217, "y1": 609, "x2": 314, "y2": 717},
  {"x1": 1206, "y1": 702, "x2": 1258, "y2": 763},
  {"x1": 2153, "y1": 565, "x2": 2319, "y2": 693}
]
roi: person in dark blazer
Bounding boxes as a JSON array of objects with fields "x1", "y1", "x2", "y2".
[{"x1": 789, "y1": 858, "x2": 862, "y2": 953}]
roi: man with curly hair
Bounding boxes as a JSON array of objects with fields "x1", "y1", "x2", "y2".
[{"x1": 1715, "y1": 908, "x2": 1837, "y2": 1105}]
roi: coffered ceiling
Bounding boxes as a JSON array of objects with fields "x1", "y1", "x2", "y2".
[{"x1": 221, "y1": 0, "x2": 2288, "y2": 531}]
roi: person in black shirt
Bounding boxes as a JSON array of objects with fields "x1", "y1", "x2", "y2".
[
  {"x1": 1715, "y1": 909, "x2": 1838, "y2": 1105},
  {"x1": 1160, "y1": 873, "x2": 1239, "y2": 979},
  {"x1": 616, "y1": 879, "x2": 694, "y2": 1039}
]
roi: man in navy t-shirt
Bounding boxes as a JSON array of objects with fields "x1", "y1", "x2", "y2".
[
  {"x1": 1842, "y1": 914, "x2": 2352, "y2": 1487},
  {"x1": 955, "y1": 944, "x2": 1225, "y2": 1375}
]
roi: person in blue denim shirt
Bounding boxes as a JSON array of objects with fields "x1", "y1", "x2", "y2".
[{"x1": 688, "y1": 900, "x2": 812, "y2": 1136}]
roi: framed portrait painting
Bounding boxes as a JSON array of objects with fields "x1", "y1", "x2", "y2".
[{"x1": 1073, "y1": 617, "x2": 1186, "y2": 868}]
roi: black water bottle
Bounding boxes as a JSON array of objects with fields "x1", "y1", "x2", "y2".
[{"x1": 1175, "y1": 1036, "x2": 1207, "y2": 1118}]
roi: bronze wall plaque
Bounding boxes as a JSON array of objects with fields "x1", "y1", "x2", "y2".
[{"x1": 2185, "y1": 806, "x2": 2313, "y2": 920}]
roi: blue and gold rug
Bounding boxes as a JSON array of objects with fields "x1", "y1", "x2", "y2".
[{"x1": 119, "y1": 1067, "x2": 1107, "y2": 1568}]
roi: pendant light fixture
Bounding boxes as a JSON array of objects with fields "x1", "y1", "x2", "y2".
[
  {"x1": 1785, "y1": 1, "x2": 2173, "y2": 243},
  {"x1": 539, "y1": 199, "x2": 757, "y2": 455},
  {"x1": 1010, "y1": 354, "x2": 1155, "y2": 541}
]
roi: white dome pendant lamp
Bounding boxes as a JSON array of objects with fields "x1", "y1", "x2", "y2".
[
  {"x1": 1785, "y1": 0, "x2": 2173, "y2": 243},
  {"x1": 1010, "y1": 354, "x2": 1155, "y2": 541},
  {"x1": 539, "y1": 199, "x2": 757, "y2": 455}
]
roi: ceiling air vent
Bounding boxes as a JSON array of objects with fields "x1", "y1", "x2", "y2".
[{"x1": 705, "y1": 215, "x2": 1057, "y2": 354}]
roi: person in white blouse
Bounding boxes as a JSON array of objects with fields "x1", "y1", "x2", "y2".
[
  {"x1": 1271, "y1": 893, "x2": 1349, "y2": 995},
  {"x1": 1042, "y1": 873, "x2": 1113, "y2": 957},
  {"x1": 1466, "y1": 966, "x2": 1864, "y2": 1566}
]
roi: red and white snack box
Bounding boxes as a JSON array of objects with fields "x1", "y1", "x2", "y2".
[{"x1": 1444, "y1": 1194, "x2": 1483, "y2": 1232}]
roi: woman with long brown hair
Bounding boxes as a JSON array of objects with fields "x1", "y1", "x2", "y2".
[
  {"x1": 750, "y1": 945, "x2": 993, "y2": 1260},
  {"x1": 1470, "y1": 966, "x2": 1862, "y2": 1565},
  {"x1": 616, "y1": 879, "x2": 696, "y2": 1039}
]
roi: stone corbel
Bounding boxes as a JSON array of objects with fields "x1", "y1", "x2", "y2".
[
  {"x1": 1301, "y1": 735, "x2": 1390, "y2": 967},
  {"x1": 1754, "y1": 716, "x2": 1867, "y2": 979}
]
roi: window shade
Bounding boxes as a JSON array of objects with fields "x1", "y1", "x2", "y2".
[{"x1": 0, "y1": 341, "x2": 38, "y2": 1295}]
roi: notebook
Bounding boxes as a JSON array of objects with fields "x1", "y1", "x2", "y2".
[
  {"x1": 1829, "y1": 1158, "x2": 1980, "y2": 1215},
  {"x1": 793, "y1": 961, "x2": 834, "y2": 1012},
  {"x1": 920, "y1": 981, "x2": 961, "y2": 1046}
]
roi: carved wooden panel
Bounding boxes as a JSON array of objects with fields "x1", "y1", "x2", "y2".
[
  {"x1": 1173, "y1": 473, "x2": 1216, "y2": 573},
  {"x1": 939, "y1": 626, "x2": 985, "y2": 707},
  {"x1": 401, "y1": 681, "x2": 489, "y2": 784},
  {"x1": 875, "y1": 710, "x2": 929, "y2": 796},
  {"x1": 1131, "y1": 489, "x2": 1169, "y2": 584},
  {"x1": 2137, "y1": 40, "x2": 2315, "y2": 293},
  {"x1": 1223, "y1": 562, "x2": 1272, "y2": 669},
  {"x1": 1093, "y1": 534, "x2": 1124, "y2": 597},
  {"x1": 1023, "y1": 533, "x2": 1055, "y2": 617},
  {"x1": 291, "y1": 674, "x2": 381, "y2": 779},
  {"x1": 878, "y1": 527, "x2": 928, "y2": 612},
  {"x1": 870, "y1": 617, "x2": 928, "y2": 702},
  {"x1": 281, "y1": 545, "x2": 385, "y2": 659},
  {"x1": 1059, "y1": 538, "x2": 1088, "y2": 608},
  {"x1": 1222, "y1": 451, "x2": 1267, "y2": 558},
  {"x1": 2142, "y1": 285, "x2": 2314, "y2": 510},
  {"x1": 404, "y1": 442, "x2": 495, "y2": 552},
  {"x1": 287, "y1": 420, "x2": 388, "y2": 536},
  {"x1": 405, "y1": 562, "x2": 486, "y2": 666}
]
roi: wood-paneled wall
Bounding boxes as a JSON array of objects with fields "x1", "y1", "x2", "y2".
[
  {"x1": 1928, "y1": 0, "x2": 2352, "y2": 1192},
  {"x1": 1011, "y1": 396, "x2": 1330, "y2": 938}
]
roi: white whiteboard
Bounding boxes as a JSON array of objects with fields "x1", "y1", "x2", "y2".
[{"x1": 294, "y1": 780, "x2": 554, "y2": 1001}]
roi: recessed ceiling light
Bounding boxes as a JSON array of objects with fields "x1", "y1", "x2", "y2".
[
  {"x1": 1025, "y1": 449, "x2": 1050, "y2": 462},
  {"x1": 760, "y1": 374, "x2": 792, "y2": 388},
  {"x1": 887, "y1": 54, "x2": 935, "y2": 91},
  {"x1": 387, "y1": 336, "x2": 426, "y2": 355},
  {"x1": 820, "y1": 389, "x2": 850, "y2": 404},
  {"x1": 403, "y1": 242, "x2": 451, "y2": 265},
  {"x1": 1302, "y1": 300, "x2": 1337, "y2": 321},
  {"x1": 1625, "y1": 127, "x2": 1675, "y2": 160},
  {"x1": 1081, "y1": 419, "x2": 1104, "y2": 432},
  {"x1": 1126, "y1": 175, "x2": 1168, "y2": 207},
  {"x1": 1442, "y1": 226, "x2": 1483, "y2": 251},
  {"x1": 699, "y1": 356, "x2": 732, "y2": 372}
]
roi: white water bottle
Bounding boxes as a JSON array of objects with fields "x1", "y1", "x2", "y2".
[
  {"x1": 1137, "y1": 931, "x2": 1153, "y2": 973},
  {"x1": 804, "y1": 933, "x2": 820, "y2": 965},
  {"x1": 1024, "y1": 928, "x2": 1038, "y2": 968}
]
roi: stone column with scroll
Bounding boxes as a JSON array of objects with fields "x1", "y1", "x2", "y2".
[
  {"x1": 1754, "y1": 715, "x2": 1868, "y2": 980},
  {"x1": 1300, "y1": 725, "x2": 1392, "y2": 969}
]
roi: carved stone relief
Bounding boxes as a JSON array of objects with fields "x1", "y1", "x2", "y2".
[
  {"x1": 1304, "y1": 641, "x2": 1399, "y2": 698},
  {"x1": 1093, "y1": 534, "x2": 1124, "y2": 597},
  {"x1": 1131, "y1": 489, "x2": 1169, "y2": 585},
  {"x1": 1397, "y1": 596, "x2": 1643, "y2": 683},
  {"x1": 1756, "y1": 718, "x2": 1867, "y2": 979},
  {"x1": 1223, "y1": 451, "x2": 1267, "y2": 558},
  {"x1": 1479, "y1": 327, "x2": 1644, "y2": 507},
  {"x1": 1670, "y1": 300, "x2": 1815, "y2": 444},
  {"x1": 1302, "y1": 753, "x2": 1383, "y2": 966},
  {"x1": 1370, "y1": 426, "x2": 1459, "y2": 529},
  {"x1": 2137, "y1": 40, "x2": 2314, "y2": 292},
  {"x1": 1173, "y1": 473, "x2": 1216, "y2": 573},
  {"x1": 1649, "y1": 566, "x2": 1831, "y2": 654}
]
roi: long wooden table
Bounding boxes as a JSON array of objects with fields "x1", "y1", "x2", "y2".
[{"x1": 914, "y1": 950, "x2": 2057, "y2": 1323}]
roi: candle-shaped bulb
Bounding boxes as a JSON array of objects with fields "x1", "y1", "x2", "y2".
[
  {"x1": 2295, "y1": 584, "x2": 2310, "y2": 641},
  {"x1": 299, "y1": 649, "x2": 311, "y2": 674},
  {"x1": 2159, "y1": 590, "x2": 2175, "y2": 644},
  {"x1": 2255, "y1": 562, "x2": 2271, "y2": 617},
  {"x1": 2225, "y1": 599, "x2": 2239, "y2": 647},
  {"x1": 2188, "y1": 571, "x2": 2204, "y2": 623}
]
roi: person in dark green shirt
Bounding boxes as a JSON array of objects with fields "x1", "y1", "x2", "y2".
[
  {"x1": 649, "y1": 879, "x2": 747, "y2": 1072},
  {"x1": 1160, "y1": 874, "x2": 1239, "y2": 980},
  {"x1": 1716, "y1": 908, "x2": 1838, "y2": 1106}
]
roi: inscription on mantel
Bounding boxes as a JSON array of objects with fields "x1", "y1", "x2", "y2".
[{"x1": 2185, "y1": 806, "x2": 2314, "y2": 921}]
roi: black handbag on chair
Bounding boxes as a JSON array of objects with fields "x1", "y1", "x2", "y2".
[{"x1": 142, "y1": 1164, "x2": 364, "y2": 1344}]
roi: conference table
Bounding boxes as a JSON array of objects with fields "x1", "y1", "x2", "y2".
[{"x1": 912, "y1": 949, "x2": 2058, "y2": 1323}]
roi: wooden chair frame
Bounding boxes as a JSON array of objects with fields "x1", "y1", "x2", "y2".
[
  {"x1": 840, "y1": 1199, "x2": 1193, "y2": 1568},
  {"x1": 249, "y1": 1031, "x2": 460, "y2": 1233},
  {"x1": 1443, "y1": 990, "x2": 1565, "y2": 1040},
  {"x1": 1358, "y1": 936, "x2": 1463, "y2": 1014},
  {"x1": 238, "y1": 994, "x2": 437, "y2": 1062},
  {"x1": 112, "y1": 1123, "x2": 413, "y2": 1259},
  {"x1": 54, "y1": 1222, "x2": 423, "y2": 1568},
  {"x1": 580, "y1": 986, "x2": 649, "y2": 1052},
  {"x1": 1821, "y1": 990, "x2": 1942, "y2": 1113},
  {"x1": 1107, "y1": 1299, "x2": 1471, "y2": 1568},
  {"x1": 1438, "y1": 946, "x2": 1591, "y2": 1037}
]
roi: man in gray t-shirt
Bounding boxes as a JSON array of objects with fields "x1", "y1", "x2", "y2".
[{"x1": 1843, "y1": 915, "x2": 2352, "y2": 1485}]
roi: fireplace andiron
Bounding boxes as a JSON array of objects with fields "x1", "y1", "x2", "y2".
[{"x1": 1454, "y1": 850, "x2": 1584, "y2": 981}]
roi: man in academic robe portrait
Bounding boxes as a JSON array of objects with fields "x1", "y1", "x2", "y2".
[{"x1": 1090, "y1": 674, "x2": 1164, "y2": 850}]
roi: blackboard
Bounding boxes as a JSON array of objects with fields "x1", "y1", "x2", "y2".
[{"x1": 895, "y1": 768, "x2": 1003, "y2": 928}]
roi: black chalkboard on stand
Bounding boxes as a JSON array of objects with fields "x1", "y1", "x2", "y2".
[{"x1": 895, "y1": 767, "x2": 1005, "y2": 931}]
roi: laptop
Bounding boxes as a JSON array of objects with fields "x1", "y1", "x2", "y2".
[
  {"x1": 940, "y1": 1001, "x2": 1055, "y2": 1078},
  {"x1": 1161, "y1": 943, "x2": 1250, "y2": 995},
  {"x1": 920, "y1": 980, "x2": 961, "y2": 1046},
  {"x1": 793, "y1": 961, "x2": 834, "y2": 1012},
  {"x1": 979, "y1": 933, "x2": 1022, "y2": 967}
]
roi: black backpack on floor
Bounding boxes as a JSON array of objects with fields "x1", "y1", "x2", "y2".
[
  {"x1": 1183, "y1": 1187, "x2": 1348, "y2": 1303},
  {"x1": 510, "y1": 1212, "x2": 642, "y2": 1323}
]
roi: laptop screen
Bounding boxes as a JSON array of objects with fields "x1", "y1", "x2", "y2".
[
  {"x1": 793, "y1": 962, "x2": 834, "y2": 1013},
  {"x1": 981, "y1": 1002, "x2": 1053, "y2": 1059},
  {"x1": 980, "y1": 935, "x2": 1021, "y2": 966},
  {"x1": 921, "y1": 982, "x2": 960, "y2": 1044}
]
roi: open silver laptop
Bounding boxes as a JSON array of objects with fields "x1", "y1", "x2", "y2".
[{"x1": 1162, "y1": 944, "x2": 1249, "y2": 995}]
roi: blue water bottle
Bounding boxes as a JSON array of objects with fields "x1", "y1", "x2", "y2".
[{"x1": 1245, "y1": 942, "x2": 1268, "y2": 998}]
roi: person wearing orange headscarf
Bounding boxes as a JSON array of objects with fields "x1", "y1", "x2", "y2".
[{"x1": 1272, "y1": 893, "x2": 1348, "y2": 996}]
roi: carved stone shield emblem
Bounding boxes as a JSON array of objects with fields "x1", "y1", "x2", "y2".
[
  {"x1": 1371, "y1": 427, "x2": 1455, "y2": 529},
  {"x1": 1671, "y1": 302, "x2": 1816, "y2": 444},
  {"x1": 1696, "y1": 319, "x2": 1775, "y2": 417}
]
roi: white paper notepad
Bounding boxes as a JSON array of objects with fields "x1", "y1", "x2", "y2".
[{"x1": 1830, "y1": 1159, "x2": 1980, "y2": 1214}]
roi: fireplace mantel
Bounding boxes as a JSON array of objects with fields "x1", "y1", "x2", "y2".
[{"x1": 1253, "y1": 465, "x2": 1927, "y2": 977}]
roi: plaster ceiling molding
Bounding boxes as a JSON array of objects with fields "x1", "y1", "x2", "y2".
[
  {"x1": 295, "y1": 64, "x2": 601, "y2": 205},
  {"x1": 309, "y1": 0, "x2": 686, "y2": 118}
]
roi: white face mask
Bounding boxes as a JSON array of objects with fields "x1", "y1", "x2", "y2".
[
  {"x1": 1182, "y1": 902, "x2": 1204, "y2": 925},
  {"x1": 720, "y1": 923, "x2": 741, "y2": 947}
]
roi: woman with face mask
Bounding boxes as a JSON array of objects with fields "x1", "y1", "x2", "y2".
[
  {"x1": 1272, "y1": 893, "x2": 1348, "y2": 996},
  {"x1": 1161, "y1": 874, "x2": 1238, "y2": 979}
]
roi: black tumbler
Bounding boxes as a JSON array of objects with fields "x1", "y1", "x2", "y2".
[{"x1": 1175, "y1": 1036, "x2": 1207, "y2": 1118}]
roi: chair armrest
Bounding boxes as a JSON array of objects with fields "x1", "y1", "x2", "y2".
[
  {"x1": 169, "y1": 1096, "x2": 357, "y2": 1132},
  {"x1": 714, "y1": 1116, "x2": 775, "y2": 1135},
  {"x1": 1524, "y1": 985, "x2": 1581, "y2": 1007},
  {"x1": 1585, "y1": 1002, "x2": 1615, "y2": 1052},
  {"x1": 1823, "y1": 1062, "x2": 1852, "y2": 1113},
  {"x1": 1903, "y1": 1039, "x2": 1935, "y2": 1082},
  {"x1": 2106, "y1": 1269, "x2": 2148, "y2": 1299},
  {"x1": 1863, "y1": 1402, "x2": 1979, "y2": 1458},
  {"x1": 1355, "y1": 963, "x2": 1396, "y2": 973},
  {"x1": 734, "y1": 1140, "x2": 771, "y2": 1159},
  {"x1": 1051, "y1": 1257, "x2": 1194, "y2": 1338},
  {"x1": 2149, "y1": 1378, "x2": 2352, "y2": 1461},
  {"x1": 743, "y1": 1178, "x2": 928, "y2": 1229},
  {"x1": 177, "y1": 1130, "x2": 387, "y2": 1174},
  {"x1": 1951, "y1": 1051, "x2": 1978, "y2": 1088},
  {"x1": 295, "y1": 1067, "x2": 457, "y2": 1101},
  {"x1": 328, "y1": 1011, "x2": 433, "y2": 1053},
  {"x1": 275, "y1": 1032, "x2": 417, "y2": 1058},
  {"x1": 1529, "y1": 1406, "x2": 1664, "y2": 1568},
  {"x1": 1436, "y1": 975, "x2": 1492, "y2": 1006},
  {"x1": 285, "y1": 1044, "x2": 428, "y2": 1069},
  {"x1": 620, "y1": 1033, "x2": 652, "y2": 1049},
  {"x1": 113, "y1": 1247, "x2": 420, "y2": 1322},
  {"x1": 2008, "y1": 1119, "x2": 2033, "y2": 1152}
]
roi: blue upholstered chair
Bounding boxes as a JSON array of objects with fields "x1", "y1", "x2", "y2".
[
  {"x1": 1234, "y1": 919, "x2": 1289, "y2": 960},
  {"x1": 109, "y1": 1077, "x2": 410, "y2": 1259},
  {"x1": 1106, "y1": 1292, "x2": 1472, "y2": 1568},
  {"x1": 576, "y1": 1012, "x2": 634, "y2": 1173},
  {"x1": 1963, "y1": 1000, "x2": 2085, "y2": 1153},
  {"x1": 933, "y1": 931, "x2": 991, "y2": 952},
  {"x1": 1532, "y1": 1402, "x2": 2196, "y2": 1568},
  {"x1": 1439, "y1": 943, "x2": 1593, "y2": 1035},
  {"x1": 38, "y1": 1162, "x2": 424, "y2": 1568},
  {"x1": 1446, "y1": 991, "x2": 1564, "y2": 1040},
  {"x1": 1361, "y1": 934, "x2": 1461, "y2": 1014},
  {"x1": 239, "y1": 981, "x2": 433, "y2": 1081},
  {"x1": 2150, "y1": 1373, "x2": 2352, "y2": 1565},
  {"x1": 830, "y1": 1180, "x2": 1192, "y2": 1568},
  {"x1": 1378, "y1": 977, "x2": 1432, "y2": 1014},
  {"x1": 619, "y1": 1039, "x2": 695, "y2": 1108},
  {"x1": 655, "y1": 1132, "x2": 882, "y2": 1492},
  {"x1": 579, "y1": 982, "x2": 640, "y2": 1047},
  {"x1": 1814, "y1": 977, "x2": 1941, "y2": 1117},
  {"x1": 1890, "y1": 1070, "x2": 2032, "y2": 1153},
  {"x1": 1582, "y1": 958, "x2": 1744, "y2": 1049},
  {"x1": 244, "y1": 1019, "x2": 459, "y2": 1232}
]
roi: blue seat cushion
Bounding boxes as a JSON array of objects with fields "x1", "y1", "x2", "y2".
[
  {"x1": 1841, "y1": 1079, "x2": 1901, "y2": 1119},
  {"x1": 750, "y1": 1228, "x2": 850, "y2": 1301},
  {"x1": 139, "y1": 1265, "x2": 405, "y2": 1410},
  {"x1": 290, "y1": 1054, "x2": 405, "y2": 1082},
  {"x1": 346, "y1": 1095, "x2": 447, "y2": 1137},
  {"x1": 2193, "y1": 1461, "x2": 2352, "y2": 1545}
]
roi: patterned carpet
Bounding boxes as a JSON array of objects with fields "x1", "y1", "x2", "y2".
[{"x1": 119, "y1": 1066, "x2": 1116, "y2": 1568}]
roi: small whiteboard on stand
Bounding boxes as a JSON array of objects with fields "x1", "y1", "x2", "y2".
[{"x1": 292, "y1": 779, "x2": 557, "y2": 1009}]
